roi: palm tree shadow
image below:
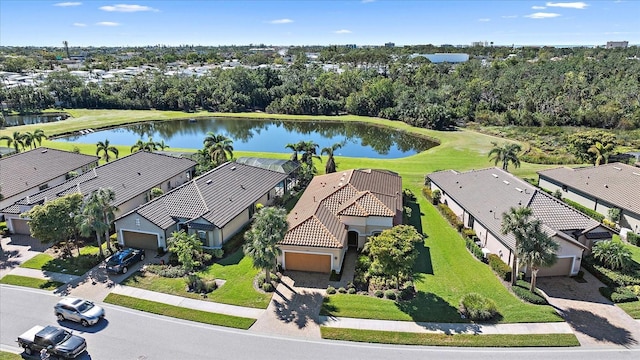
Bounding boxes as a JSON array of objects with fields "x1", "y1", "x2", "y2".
[{"x1": 556, "y1": 307, "x2": 638, "y2": 347}]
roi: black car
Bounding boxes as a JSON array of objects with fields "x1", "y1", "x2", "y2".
[{"x1": 106, "y1": 248, "x2": 145, "y2": 274}]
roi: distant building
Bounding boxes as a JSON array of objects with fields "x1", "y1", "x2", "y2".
[
  {"x1": 410, "y1": 53, "x2": 470, "y2": 63},
  {"x1": 384, "y1": 42, "x2": 395, "y2": 47},
  {"x1": 343, "y1": 44, "x2": 357, "y2": 49},
  {"x1": 606, "y1": 41, "x2": 628, "y2": 49},
  {"x1": 471, "y1": 41, "x2": 489, "y2": 47}
]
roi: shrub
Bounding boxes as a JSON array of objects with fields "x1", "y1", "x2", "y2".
[
  {"x1": 347, "y1": 287, "x2": 357, "y2": 294},
  {"x1": 438, "y1": 203, "x2": 463, "y2": 231},
  {"x1": 608, "y1": 208, "x2": 621, "y2": 222},
  {"x1": 465, "y1": 237, "x2": 484, "y2": 261},
  {"x1": 582, "y1": 256, "x2": 640, "y2": 287},
  {"x1": 403, "y1": 188, "x2": 416, "y2": 202},
  {"x1": 0, "y1": 222, "x2": 7, "y2": 236},
  {"x1": 422, "y1": 187, "x2": 433, "y2": 202},
  {"x1": 602, "y1": 219, "x2": 617, "y2": 229},
  {"x1": 384, "y1": 290, "x2": 397, "y2": 300},
  {"x1": 338, "y1": 287, "x2": 347, "y2": 294},
  {"x1": 487, "y1": 254, "x2": 512, "y2": 282},
  {"x1": 599, "y1": 287, "x2": 639, "y2": 303},
  {"x1": 356, "y1": 255, "x2": 372, "y2": 273},
  {"x1": 185, "y1": 274, "x2": 203, "y2": 292},
  {"x1": 207, "y1": 248, "x2": 224, "y2": 259},
  {"x1": 512, "y1": 280, "x2": 548, "y2": 305},
  {"x1": 592, "y1": 241, "x2": 633, "y2": 271},
  {"x1": 346, "y1": 281, "x2": 355, "y2": 290},
  {"x1": 374, "y1": 290, "x2": 384, "y2": 298},
  {"x1": 563, "y1": 199, "x2": 605, "y2": 222},
  {"x1": 326, "y1": 286, "x2": 336, "y2": 295},
  {"x1": 460, "y1": 293, "x2": 499, "y2": 321},
  {"x1": 399, "y1": 286, "x2": 415, "y2": 300},
  {"x1": 627, "y1": 232, "x2": 640, "y2": 246},
  {"x1": 262, "y1": 282, "x2": 275, "y2": 292},
  {"x1": 627, "y1": 285, "x2": 640, "y2": 296},
  {"x1": 462, "y1": 228, "x2": 477, "y2": 239},
  {"x1": 257, "y1": 272, "x2": 279, "y2": 287},
  {"x1": 431, "y1": 189, "x2": 441, "y2": 205},
  {"x1": 145, "y1": 264, "x2": 189, "y2": 278}
]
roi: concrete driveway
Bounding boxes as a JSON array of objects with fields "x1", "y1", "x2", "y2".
[
  {"x1": 537, "y1": 269, "x2": 640, "y2": 348},
  {"x1": 0, "y1": 235, "x2": 43, "y2": 279}
]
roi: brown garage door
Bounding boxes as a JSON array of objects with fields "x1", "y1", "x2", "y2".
[
  {"x1": 536, "y1": 257, "x2": 573, "y2": 277},
  {"x1": 122, "y1": 231, "x2": 158, "y2": 250},
  {"x1": 10, "y1": 218, "x2": 31, "y2": 235},
  {"x1": 285, "y1": 252, "x2": 331, "y2": 273}
]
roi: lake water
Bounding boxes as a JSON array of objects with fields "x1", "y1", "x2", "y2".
[
  {"x1": 4, "y1": 113, "x2": 69, "y2": 126},
  {"x1": 58, "y1": 118, "x2": 436, "y2": 158}
]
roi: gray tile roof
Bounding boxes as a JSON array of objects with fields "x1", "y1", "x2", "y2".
[
  {"x1": 235, "y1": 157, "x2": 300, "y2": 174},
  {"x1": 127, "y1": 162, "x2": 288, "y2": 230},
  {"x1": 0, "y1": 147, "x2": 98, "y2": 199},
  {"x1": 428, "y1": 168, "x2": 595, "y2": 251},
  {"x1": 538, "y1": 163, "x2": 640, "y2": 216},
  {"x1": 2, "y1": 151, "x2": 195, "y2": 214}
]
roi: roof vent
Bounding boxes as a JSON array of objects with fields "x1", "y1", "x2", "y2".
[
  {"x1": 613, "y1": 166, "x2": 622, "y2": 171},
  {"x1": 515, "y1": 187, "x2": 523, "y2": 192},
  {"x1": 41, "y1": 149, "x2": 48, "y2": 153},
  {"x1": 231, "y1": 166, "x2": 236, "y2": 171},
  {"x1": 338, "y1": 182, "x2": 343, "y2": 186},
  {"x1": 604, "y1": 184, "x2": 608, "y2": 188},
  {"x1": 633, "y1": 172, "x2": 640, "y2": 176},
  {"x1": 492, "y1": 173, "x2": 498, "y2": 178},
  {"x1": 137, "y1": 172, "x2": 141, "y2": 176},
  {"x1": 503, "y1": 180, "x2": 509, "y2": 185},
  {"x1": 206, "y1": 179, "x2": 212, "y2": 184}
]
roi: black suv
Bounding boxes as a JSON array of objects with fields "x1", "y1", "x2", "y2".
[{"x1": 106, "y1": 248, "x2": 145, "y2": 274}]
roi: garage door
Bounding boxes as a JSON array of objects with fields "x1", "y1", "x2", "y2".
[
  {"x1": 285, "y1": 252, "x2": 331, "y2": 273},
  {"x1": 10, "y1": 218, "x2": 31, "y2": 235},
  {"x1": 122, "y1": 231, "x2": 158, "y2": 250},
  {"x1": 536, "y1": 257, "x2": 573, "y2": 277}
]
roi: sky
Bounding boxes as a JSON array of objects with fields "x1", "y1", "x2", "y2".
[{"x1": 1, "y1": 1, "x2": 638, "y2": 47}]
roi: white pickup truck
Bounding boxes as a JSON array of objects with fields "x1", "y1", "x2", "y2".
[{"x1": 17, "y1": 325, "x2": 87, "y2": 359}]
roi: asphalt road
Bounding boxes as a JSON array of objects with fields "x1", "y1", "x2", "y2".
[{"x1": 2, "y1": 285, "x2": 639, "y2": 360}]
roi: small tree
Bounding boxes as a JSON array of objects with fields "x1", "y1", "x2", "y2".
[
  {"x1": 244, "y1": 207, "x2": 288, "y2": 284},
  {"x1": 517, "y1": 222, "x2": 558, "y2": 291},
  {"x1": 150, "y1": 187, "x2": 164, "y2": 200},
  {"x1": 608, "y1": 208, "x2": 621, "y2": 223},
  {"x1": 363, "y1": 225, "x2": 423, "y2": 290},
  {"x1": 431, "y1": 189, "x2": 441, "y2": 205},
  {"x1": 168, "y1": 230, "x2": 203, "y2": 272}
]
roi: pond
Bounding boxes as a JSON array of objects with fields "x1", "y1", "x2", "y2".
[
  {"x1": 58, "y1": 117, "x2": 437, "y2": 158},
  {"x1": 3, "y1": 113, "x2": 69, "y2": 127}
]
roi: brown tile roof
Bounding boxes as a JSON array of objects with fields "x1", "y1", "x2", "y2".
[
  {"x1": 282, "y1": 169, "x2": 402, "y2": 248},
  {"x1": 2, "y1": 151, "x2": 195, "y2": 214},
  {"x1": 124, "y1": 162, "x2": 288, "y2": 230},
  {"x1": 538, "y1": 163, "x2": 640, "y2": 216},
  {"x1": 0, "y1": 147, "x2": 98, "y2": 199}
]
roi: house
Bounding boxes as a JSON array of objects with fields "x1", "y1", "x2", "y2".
[
  {"x1": 428, "y1": 168, "x2": 615, "y2": 277},
  {"x1": 278, "y1": 169, "x2": 402, "y2": 274},
  {"x1": 0, "y1": 148, "x2": 99, "y2": 211},
  {"x1": 538, "y1": 163, "x2": 640, "y2": 234},
  {"x1": 1, "y1": 151, "x2": 195, "y2": 235},
  {"x1": 114, "y1": 162, "x2": 288, "y2": 251},
  {"x1": 235, "y1": 157, "x2": 300, "y2": 194}
]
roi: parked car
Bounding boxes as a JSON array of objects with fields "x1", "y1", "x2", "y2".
[
  {"x1": 106, "y1": 247, "x2": 145, "y2": 274},
  {"x1": 54, "y1": 297, "x2": 105, "y2": 327},
  {"x1": 17, "y1": 325, "x2": 87, "y2": 359}
]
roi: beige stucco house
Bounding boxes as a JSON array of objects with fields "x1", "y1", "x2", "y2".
[
  {"x1": 114, "y1": 161, "x2": 288, "y2": 250},
  {"x1": 428, "y1": 168, "x2": 614, "y2": 277},
  {"x1": 278, "y1": 169, "x2": 403, "y2": 274}
]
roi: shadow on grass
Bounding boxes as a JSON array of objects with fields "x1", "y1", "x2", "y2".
[
  {"x1": 217, "y1": 249, "x2": 243, "y2": 266},
  {"x1": 395, "y1": 291, "x2": 463, "y2": 323},
  {"x1": 413, "y1": 242, "x2": 433, "y2": 275},
  {"x1": 42, "y1": 254, "x2": 101, "y2": 276},
  {"x1": 405, "y1": 200, "x2": 423, "y2": 234}
]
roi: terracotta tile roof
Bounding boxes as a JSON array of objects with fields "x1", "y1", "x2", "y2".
[
  {"x1": 0, "y1": 147, "x2": 98, "y2": 199},
  {"x1": 282, "y1": 169, "x2": 402, "y2": 248},
  {"x1": 538, "y1": 163, "x2": 640, "y2": 216},
  {"x1": 2, "y1": 151, "x2": 195, "y2": 214},
  {"x1": 123, "y1": 162, "x2": 288, "y2": 230}
]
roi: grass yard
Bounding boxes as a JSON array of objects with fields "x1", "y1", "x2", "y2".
[
  {"x1": 321, "y1": 328, "x2": 580, "y2": 347},
  {"x1": 104, "y1": 293, "x2": 255, "y2": 329},
  {"x1": 19, "y1": 253, "x2": 54, "y2": 270},
  {"x1": 123, "y1": 249, "x2": 272, "y2": 309},
  {"x1": 0, "y1": 275, "x2": 63, "y2": 290},
  {"x1": 19, "y1": 244, "x2": 108, "y2": 276},
  {"x1": 0, "y1": 351, "x2": 23, "y2": 360}
]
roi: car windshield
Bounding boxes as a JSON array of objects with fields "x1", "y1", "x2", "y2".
[
  {"x1": 52, "y1": 330, "x2": 70, "y2": 344},
  {"x1": 76, "y1": 301, "x2": 94, "y2": 313},
  {"x1": 107, "y1": 255, "x2": 124, "y2": 266}
]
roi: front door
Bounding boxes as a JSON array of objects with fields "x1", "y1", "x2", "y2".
[{"x1": 348, "y1": 231, "x2": 358, "y2": 248}]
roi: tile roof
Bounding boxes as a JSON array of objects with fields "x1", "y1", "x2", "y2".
[
  {"x1": 235, "y1": 157, "x2": 300, "y2": 174},
  {"x1": 538, "y1": 163, "x2": 640, "y2": 216},
  {"x1": 0, "y1": 147, "x2": 98, "y2": 199},
  {"x1": 123, "y1": 162, "x2": 288, "y2": 230},
  {"x1": 428, "y1": 168, "x2": 595, "y2": 251},
  {"x1": 2, "y1": 151, "x2": 195, "y2": 214},
  {"x1": 282, "y1": 169, "x2": 402, "y2": 248}
]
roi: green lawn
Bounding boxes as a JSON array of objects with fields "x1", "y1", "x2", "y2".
[
  {"x1": 20, "y1": 253, "x2": 54, "y2": 270},
  {"x1": 122, "y1": 249, "x2": 272, "y2": 309},
  {"x1": 19, "y1": 245, "x2": 107, "y2": 276},
  {"x1": 0, "y1": 275, "x2": 63, "y2": 290},
  {"x1": 0, "y1": 351, "x2": 23, "y2": 360},
  {"x1": 321, "y1": 328, "x2": 580, "y2": 347},
  {"x1": 104, "y1": 293, "x2": 255, "y2": 329}
]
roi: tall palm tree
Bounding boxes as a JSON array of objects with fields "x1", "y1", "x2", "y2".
[
  {"x1": 22, "y1": 131, "x2": 36, "y2": 150},
  {"x1": 588, "y1": 141, "x2": 615, "y2": 166},
  {"x1": 321, "y1": 143, "x2": 342, "y2": 174},
  {"x1": 156, "y1": 139, "x2": 169, "y2": 150},
  {"x1": 285, "y1": 142, "x2": 302, "y2": 162},
  {"x1": 131, "y1": 137, "x2": 160, "y2": 153},
  {"x1": 207, "y1": 135, "x2": 234, "y2": 166},
  {"x1": 300, "y1": 140, "x2": 320, "y2": 168},
  {"x1": 203, "y1": 131, "x2": 224, "y2": 150},
  {"x1": 93, "y1": 187, "x2": 119, "y2": 254},
  {"x1": 96, "y1": 139, "x2": 119, "y2": 162},
  {"x1": 243, "y1": 207, "x2": 288, "y2": 284},
  {"x1": 32, "y1": 129, "x2": 47, "y2": 147},
  {"x1": 0, "y1": 131, "x2": 26, "y2": 153},
  {"x1": 488, "y1": 142, "x2": 522, "y2": 172},
  {"x1": 501, "y1": 206, "x2": 534, "y2": 286},
  {"x1": 77, "y1": 193, "x2": 108, "y2": 259},
  {"x1": 517, "y1": 221, "x2": 558, "y2": 292}
]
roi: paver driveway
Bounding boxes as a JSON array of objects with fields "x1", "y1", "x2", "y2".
[{"x1": 537, "y1": 269, "x2": 640, "y2": 348}]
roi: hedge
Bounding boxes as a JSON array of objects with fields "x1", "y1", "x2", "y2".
[
  {"x1": 465, "y1": 237, "x2": 484, "y2": 261},
  {"x1": 437, "y1": 203, "x2": 463, "y2": 231},
  {"x1": 563, "y1": 199, "x2": 605, "y2": 223},
  {"x1": 582, "y1": 256, "x2": 640, "y2": 288},
  {"x1": 488, "y1": 254, "x2": 512, "y2": 282},
  {"x1": 422, "y1": 187, "x2": 433, "y2": 202},
  {"x1": 599, "y1": 286, "x2": 639, "y2": 303},
  {"x1": 628, "y1": 232, "x2": 640, "y2": 247},
  {"x1": 512, "y1": 280, "x2": 548, "y2": 305}
]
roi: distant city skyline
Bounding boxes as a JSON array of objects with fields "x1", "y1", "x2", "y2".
[{"x1": 1, "y1": 1, "x2": 638, "y2": 47}]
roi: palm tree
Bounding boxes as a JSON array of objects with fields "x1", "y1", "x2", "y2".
[
  {"x1": 243, "y1": 207, "x2": 288, "y2": 285},
  {"x1": 131, "y1": 137, "x2": 160, "y2": 153},
  {"x1": 299, "y1": 140, "x2": 320, "y2": 167},
  {"x1": 285, "y1": 142, "x2": 302, "y2": 162},
  {"x1": 517, "y1": 220, "x2": 558, "y2": 291},
  {"x1": 0, "y1": 131, "x2": 26, "y2": 153},
  {"x1": 203, "y1": 131, "x2": 224, "y2": 150},
  {"x1": 156, "y1": 139, "x2": 169, "y2": 150},
  {"x1": 93, "y1": 187, "x2": 119, "y2": 254},
  {"x1": 96, "y1": 139, "x2": 119, "y2": 162},
  {"x1": 22, "y1": 131, "x2": 35, "y2": 150},
  {"x1": 32, "y1": 129, "x2": 47, "y2": 147},
  {"x1": 207, "y1": 135, "x2": 234, "y2": 166},
  {"x1": 588, "y1": 141, "x2": 615, "y2": 166},
  {"x1": 77, "y1": 193, "x2": 109, "y2": 259},
  {"x1": 501, "y1": 206, "x2": 533, "y2": 286},
  {"x1": 488, "y1": 142, "x2": 522, "y2": 172},
  {"x1": 321, "y1": 143, "x2": 342, "y2": 174}
]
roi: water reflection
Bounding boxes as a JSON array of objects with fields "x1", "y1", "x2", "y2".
[
  {"x1": 59, "y1": 118, "x2": 436, "y2": 158},
  {"x1": 4, "y1": 113, "x2": 68, "y2": 127}
]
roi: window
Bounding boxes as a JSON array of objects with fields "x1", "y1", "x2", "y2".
[
  {"x1": 468, "y1": 216, "x2": 475, "y2": 228},
  {"x1": 38, "y1": 184, "x2": 49, "y2": 191},
  {"x1": 197, "y1": 231, "x2": 207, "y2": 245}
]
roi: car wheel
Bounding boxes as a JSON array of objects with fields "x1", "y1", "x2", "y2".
[
  {"x1": 81, "y1": 319, "x2": 89, "y2": 327},
  {"x1": 24, "y1": 346, "x2": 32, "y2": 355},
  {"x1": 57, "y1": 313, "x2": 65, "y2": 322},
  {"x1": 122, "y1": 266, "x2": 128, "y2": 274},
  {"x1": 140, "y1": 254, "x2": 145, "y2": 261}
]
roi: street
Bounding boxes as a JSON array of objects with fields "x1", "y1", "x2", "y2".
[{"x1": 2, "y1": 285, "x2": 638, "y2": 360}]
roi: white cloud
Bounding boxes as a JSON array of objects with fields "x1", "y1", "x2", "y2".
[
  {"x1": 501, "y1": 15, "x2": 518, "y2": 18},
  {"x1": 478, "y1": 18, "x2": 491, "y2": 22},
  {"x1": 96, "y1": 21, "x2": 120, "y2": 26},
  {"x1": 532, "y1": 6, "x2": 546, "y2": 9},
  {"x1": 99, "y1": 4, "x2": 158, "y2": 12},
  {"x1": 54, "y1": 2, "x2": 81, "y2": 6},
  {"x1": 546, "y1": 2, "x2": 589, "y2": 9},
  {"x1": 525, "y1": 12, "x2": 561, "y2": 19},
  {"x1": 334, "y1": 29, "x2": 352, "y2": 34},
  {"x1": 269, "y1": 18, "x2": 293, "y2": 24},
  {"x1": 73, "y1": 22, "x2": 87, "y2": 27}
]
